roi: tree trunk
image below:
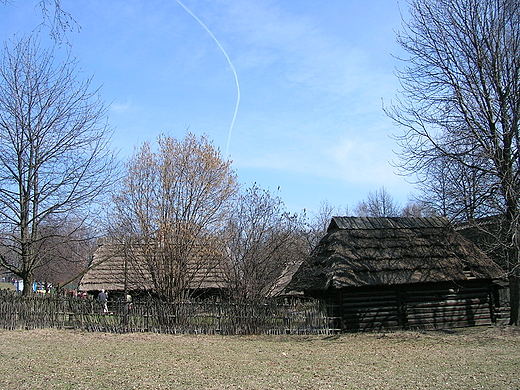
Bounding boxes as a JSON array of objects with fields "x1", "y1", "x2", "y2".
[
  {"x1": 22, "y1": 272, "x2": 33, "y2": 296},
  {"x1": 509, "y1": 273, "x2": 519, "y2": 326},
  {"x1": 509, "y1": 239, "x2": 519, "y2": 325},
  {"x1": 505, "y1": 201, "x2": 519, "y2": 325}
]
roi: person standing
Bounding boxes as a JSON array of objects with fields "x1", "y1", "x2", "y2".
[{"x1": 97, "y1": 289, "x2": 108, "y2": 313}]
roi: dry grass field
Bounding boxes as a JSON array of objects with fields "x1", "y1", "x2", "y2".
[{"x1": 0, "y1": 326, "x2": 519, "y2": 389}]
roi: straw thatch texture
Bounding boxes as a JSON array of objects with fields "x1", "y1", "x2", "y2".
[
  {"x1": 288, "y1": 217, "x2": 506, "y2": 293},
  {"x1": 267, "y1": 260, "x2": 304, "y2": 298},
  {"x1": 79, "y1": 242, "x2": 228, "y2": 293}
]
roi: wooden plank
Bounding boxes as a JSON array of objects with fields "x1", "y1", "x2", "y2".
[
  {"x1": 407, "y1": 298, "x2": 489, "y2": 309},
  {"x1": 407, "y1": 317, "x2": 492, "y2": 328},
  {"x1": 342, "y1": 308, "x2": 398, "y2": 317},
  {"x1": 406, "y1": 289, "x2": 490, "y2": 298},
  {"x1": 407, "y1": 309, "x2": 490, "y2": 319},
  {"x1": 342, "y1": 299, "x2": 398, "y2": 309},
  {"x1": 407, "y1": 302, "x2": 490, "y2": 313},
  {"x1": 407, "y1": 311, "x2": 491, "y2": 320},
  {"x1": 406, "y1": 295, "x2": 489, "y2": 305},
  {"x1": 406, "y1": 287, "x2": 490, "y2": 297}
]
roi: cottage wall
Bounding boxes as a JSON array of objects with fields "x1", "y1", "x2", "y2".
[{"x1": 313, "y1": 280, "x2": 509, "y2": 332}]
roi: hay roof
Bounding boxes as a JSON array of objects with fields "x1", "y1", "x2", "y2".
[
  {"x1": 266, "y1": 260, "x2": 304, "y2": 297},
  {"x1": 79, "y1": 242, "x2": 228, "y2": 293},
  {"x1": 287, "y1": 217, "x2": 506, "y2": 292}
]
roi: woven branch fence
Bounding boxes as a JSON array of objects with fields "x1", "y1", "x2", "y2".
[{"x1": 0, "y1": 291, "x2": 333, "y2": 335}]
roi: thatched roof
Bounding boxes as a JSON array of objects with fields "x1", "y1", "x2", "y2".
[
  {"x1": 286, "y1": 217, "x2": 506, "y2": 292},
  {"x1": 266, "y1": 260, "x2": 304, "y2": 297},
  {"x1": 79, "y1": 242, "x2": 228, "y2": 293}
]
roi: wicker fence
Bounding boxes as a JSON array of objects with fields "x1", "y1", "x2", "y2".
[{"x1": 0, "y1": 291, "x2": 333, "y2": 335}]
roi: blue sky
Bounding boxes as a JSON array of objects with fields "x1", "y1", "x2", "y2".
[{"x1": 0, "y1": 0, "x2": 415, "y2": 214}]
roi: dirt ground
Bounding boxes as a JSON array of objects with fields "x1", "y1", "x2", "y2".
[{"x1": 0, "y1": 326, "x2": 519, "y2": 389}]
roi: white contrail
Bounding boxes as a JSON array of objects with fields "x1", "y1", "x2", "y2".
[{"x1": 174, "y1": 0, "x2": 240, "y2": 158}]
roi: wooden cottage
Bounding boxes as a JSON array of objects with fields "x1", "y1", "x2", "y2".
[
  {"x1": 79, "y1": 240, "x2": 229, "y2": 299},
  {"x1": 285, "y1": 217, "x2": 508, "y2": 331}
]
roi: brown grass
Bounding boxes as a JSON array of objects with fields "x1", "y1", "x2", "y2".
[{"x1": 0, "y1": 326, "x2": 519, "y2": 389}]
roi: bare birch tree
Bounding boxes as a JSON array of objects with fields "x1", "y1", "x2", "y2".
[
  {"x1": 386, "y1": 0, "x2": 520, "y2": 323},
  {"x1": 0, "y1": 35, "x2": 116, "y2": 294},
  {"x1": 112, "y1": 133, "x2": 238, "y2": 301}
]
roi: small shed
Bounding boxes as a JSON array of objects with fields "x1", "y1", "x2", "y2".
[{"x1": 286, "y1": 217, "x2": 508, "y2": 331}]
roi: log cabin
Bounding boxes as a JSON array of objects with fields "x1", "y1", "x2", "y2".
[{"x1": 285, "y1": 217, "x2": 508, "y2": 331}]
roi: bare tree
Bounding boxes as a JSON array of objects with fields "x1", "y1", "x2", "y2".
[
  {"x1": 401, "y1": 200, "x2": 437, "y2": 218},
  {"x1": 1, "y1": 0, "x2": 79, "y2": 43},
  {"x1": 222, "y1": 184, "x2": 306, "y2": 301},
  {"x1": 0, "y1": 35, "x2": 116, "y2": 295},
  {"x1": 355, "y1": 187, "x2": 401, "y2": 217},
  {"x1": 386, "y1": 0, "x2": 520, "y2": 323},
  {"x1": 32, "y1": 220, "x2": 94, "y2": 291},
  {"x1": 408, "y1": 134, "x2": 501, "y2": 221},
  {"x1": 303, "y1": 200, "x2": 350, "y2": 251},
  {"x1": 112, "y1": 133, "x2": 238, "y2": 302}
]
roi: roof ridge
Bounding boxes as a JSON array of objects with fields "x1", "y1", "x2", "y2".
[{"x1": 329, "y1": 216, "x2": 450, "y2": 231}]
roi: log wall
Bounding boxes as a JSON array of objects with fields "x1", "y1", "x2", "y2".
[{"x1": 317, "y1": 281, "x2": 509, "y2": 332}]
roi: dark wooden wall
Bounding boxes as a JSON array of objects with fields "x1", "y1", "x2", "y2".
[{"x1": 315, "y1": 281, "x2": 509, "y2": 332}]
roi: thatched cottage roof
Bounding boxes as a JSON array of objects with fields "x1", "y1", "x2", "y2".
[
  {"x1": 267, "y1": 260, "x2": 305, "y2": 297},
  {"x1": 79, "y1": 241, "x2": 228, "y2": 293},
  {"x1": 286, "y1": 217, "x2": 506, "y2": 292}
]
